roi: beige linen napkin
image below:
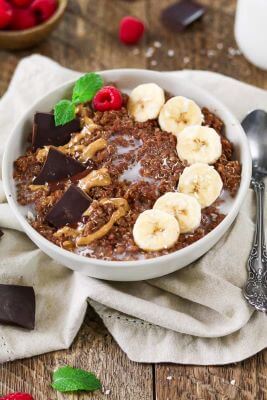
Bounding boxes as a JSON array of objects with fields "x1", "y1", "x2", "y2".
[{"x1": 0, "y1": 55, "x2": 266, "y2": 365}]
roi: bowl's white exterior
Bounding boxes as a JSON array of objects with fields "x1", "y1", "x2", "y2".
[{"x1": 2, "y1": 69, "x2": 252, "y2": 281}]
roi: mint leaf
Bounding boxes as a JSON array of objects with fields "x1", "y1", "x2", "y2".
[
  {"x1": 72, "y1": 72, "x2": 103, "y2": 104},
  {"x1": 52, "y1": 366, "x2": 101, "y2": 393},
  {"x1": 54, "y1": 100, "x2": 76, "y2": 126}
]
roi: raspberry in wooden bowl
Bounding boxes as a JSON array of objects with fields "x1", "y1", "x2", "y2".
[
  {"x1": 0, "y1": 0, "x2": 67, "y2": 49},
  {"x1": 2, "y1": 69, "x2": 251, "y2": 281}
]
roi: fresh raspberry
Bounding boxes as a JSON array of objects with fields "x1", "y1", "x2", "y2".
[
  {"x1": 93, "y1": 86, "x2": 123, "y2": 112},
  {"x1": 10, "y1": 0, "x2": 33, "y2": 7},
  {"x1": 119, "y1": 16, "x2": 145, "y2": 45},
  {"x1": 0, "y1": 393, "x2": 34, "y2": 400},
  {"x1": 10, "y1": 7, "x2": 36, "y2": 30},
  {"x1": 30, "y1": 0, "x2": 57, "y2": 23},
  {"x1": 0, "y1": 0, "x2": 14, "y2": 29}
]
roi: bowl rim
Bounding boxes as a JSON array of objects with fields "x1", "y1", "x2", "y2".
[
  {"x1": 0, "y1": 0, "x2": 68, "y2": 37},
  {"x1": 2, "y1": 68, "x2": 252, "y2": 270}
]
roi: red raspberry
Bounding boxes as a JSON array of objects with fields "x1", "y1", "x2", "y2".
[
  {"x1": 119, "y1": 16, "x2": 145, "y2": 45},
  {"x1": 30, "y1": 0, "x2": 57, "y2": 23},
  {"x1": 93, "y1": 86, "x2": 123, "y2": 112},
  {"x1": 10, "y1": 0, "x2": 33, "y2": 6},
  {"x1": 0, "y1": 0, "x2": 14, "y2": 29},
  {"x1": 10, "y1": 7, "x2": 36, "y2": 30},
  {"x1": 0, "y1": 393, "x2": 34, "y2": 400}
]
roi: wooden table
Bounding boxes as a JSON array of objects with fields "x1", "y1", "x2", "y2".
[{"x1": 0, "y1": 0, "x2": 266, "y2": 399}]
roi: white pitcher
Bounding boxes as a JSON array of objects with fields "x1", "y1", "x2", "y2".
[{"x1": 235, "y1": 0, "x2": 267, "y2": 70}]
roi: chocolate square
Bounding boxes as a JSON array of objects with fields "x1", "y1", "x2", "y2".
[
  {"x1": 32, "y1": 112, "x2": 81, "y2": 151},
  {"x1": 0, "y1": 284, "x2": 35, "y2": 330},
  {"x1": 161, "y1": 0, "x2": 205, "y2": 32},
  {"x1": 33, "y1": 147, "x2": 86, "y2": 185},
  {"x1": 45, "y1": 185, "x2": 92, "y2": 228}
]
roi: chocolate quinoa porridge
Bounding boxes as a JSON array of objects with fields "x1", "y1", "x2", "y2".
[{"x1": 13, "y1": 75, "x2": 241, "y2": 261}]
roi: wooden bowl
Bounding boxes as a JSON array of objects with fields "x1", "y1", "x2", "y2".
[{"x1": 0, "y1": 0, "x2": 68, "y2": 50}]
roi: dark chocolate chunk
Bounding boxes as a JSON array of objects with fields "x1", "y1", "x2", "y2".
[
  {"x1": 32, "y1": 112, "x2": 81, "y2": 150},
  {"x1": 0, "y1": 284, "x2": 35, "y2": 330},
  {"x1": 0, "y1": 229, "x2": 3, "y2": 238},
  {"x1": 33, "y1": 147, "x2": 86, "y2": 185},
  {"x1": 161, "y1": 0, "x2": 205, "y2": 32},
  {"x1": 45, "y1": 185, "x2": 92, "y2": 228}
]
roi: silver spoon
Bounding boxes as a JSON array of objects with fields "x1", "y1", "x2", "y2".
[{"x1": 242, "y1": 110, "x2": 267, "y2": 312}]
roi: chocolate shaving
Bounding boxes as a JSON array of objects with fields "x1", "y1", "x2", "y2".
[
  {"x1": 161, "y1": 0, "x2": 205, "y2": 32},
  {"x1": 32, "y1": 112, "x2": 81, "y2": 150},
  {"x1": 45, "y1": 185, "x2": 92, "y2": 228},
  {"x1": 33, "y1": 147, "x2": 86, "y2": 185},
  {"x1": 0, "y1": 284, "x2": 35, "y2": 330}
]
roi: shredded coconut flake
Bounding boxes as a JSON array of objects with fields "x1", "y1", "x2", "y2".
[
  {"x1": 145, "y1": 47, "x2": 154, "y2": 58},
  {"x1": 132, "y1": 48, "x2": 140, "y2": 56},
  {"x1": 153, "y1": 41, "x2": 162, "y2": 48}
]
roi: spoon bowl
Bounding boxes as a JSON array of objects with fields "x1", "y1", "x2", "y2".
[
  {"x1": 242, "y1": 110, "x2": 267, "y2": 178},
  {"x1": 242, "y1": 109, "x2": 267, "y2": 312}
]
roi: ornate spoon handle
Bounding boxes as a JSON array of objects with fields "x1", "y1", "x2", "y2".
[{"x1": 244, "y1": 179, "x2": 267, "y2": 311}]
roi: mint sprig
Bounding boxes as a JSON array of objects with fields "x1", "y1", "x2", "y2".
[
  {"x1": 54, "y1": 100, "x2": 75, "y2": 126},
  {"x1": 72, "y1": 73, "x2": 103, "y2": 104},
  {"x1": 54, "y1": 72, "x2": 103, "y2": 126},
  {"x1": 51, "y1": 366, "x2": 101, "y2": 393}
]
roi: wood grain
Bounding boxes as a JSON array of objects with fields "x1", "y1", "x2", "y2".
[
  {"x1": 0, "y1": 0, "x2": 266, "y2": 399},
  {"x1": 0, "y1": 308, "x2": 153, "y2": 400}
]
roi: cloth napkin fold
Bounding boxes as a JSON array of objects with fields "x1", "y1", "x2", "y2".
[{"x1": 0, "y1": 55, "x2": 266, "y2": 365}]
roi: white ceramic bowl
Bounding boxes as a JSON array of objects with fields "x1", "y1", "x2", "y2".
[{"x1": 2, "y1": 69, "x2": 252, "y2": 281}]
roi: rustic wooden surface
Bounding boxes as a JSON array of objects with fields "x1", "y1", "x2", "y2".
[{"x1": 0, "y1": 0, "x2": 266, "y2": 399}]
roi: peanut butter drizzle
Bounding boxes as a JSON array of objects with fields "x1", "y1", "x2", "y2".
[
  {"x1": 77, "y1": 198, "x2": 129, "y2": 246},
  {"x1": 78, "y1": 168, "x2": 111, "y2": 192},
  {"x1": 36, "y1": 135, "x2": 107, "y2": 163},
  {"x1": 54, "y1": 198, "x2": 129, "y2": 247},
  {"x1": 78, "y1": 138, "x2": 107, "y2": 162},
  {"x1": 54, "y1": 226, "x2": 80, "y2": 239},
  {"x1": 29, "y1": 184, "x2": 48, "y2": 192}
]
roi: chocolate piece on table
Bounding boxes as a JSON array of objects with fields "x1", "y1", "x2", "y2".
[
  {"x1": 45, "y1": 185, "x2": 92, "y2": 228},
  {"x1": 161, "y1": 0, "x2": 205, "y2": 32},
  {"x1": 0, "y1": 284, "x2": 35, "y2": 330},
  {"x1": 0, "y1": 229, "x2": 3, "y2": 238},
  {"x1": 33, "y1": 147, "x2": 86, "y2": 185},
  {"x1": 32, "y1": 112, "x2": 80, "y2": 150}
]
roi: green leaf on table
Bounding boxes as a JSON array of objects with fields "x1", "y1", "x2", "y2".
[
  {"x1": 51, "y1": 366, "x2": 101, "y2": 393},
  {"x1": 54, "y1": 99, "x2": 76, "y2": 126},
  {"x1": 72, "y1": 72, "x2": 104, "y2": 104}
]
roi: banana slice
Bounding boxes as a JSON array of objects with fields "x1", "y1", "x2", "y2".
[
  {"x1": 158, "y1": 96, "x2": 204, "y2": 135},
  {"x1": 133, "y1": 209, "x2": 180, "y2": 251},
  {"x1": 177, "y1": 125, "x2": 222, "y2": 165},
  {"x1": 127, "y1": 83, "x2": 165, "y2": 122},
  {"x1": 153, "y1": 192, "x2": 201, "y2": 234},
  {"x1": 178, "y1": 163, "x2": 223, "y2": 208}
]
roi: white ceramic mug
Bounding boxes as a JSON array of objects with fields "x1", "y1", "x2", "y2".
[{"x1": 235, "y1": 0, "x2": 267, "y2": 70}]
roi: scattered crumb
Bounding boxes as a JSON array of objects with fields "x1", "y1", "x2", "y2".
[
  {"x1": 183, "y1": 56, "x2": 190, "y2": 64},
  {"x1": 27, "y1": 210, "x2": 34, "y2": 220},
  {"x1": 167, "y1": 49, "x2": 175, "y2": 57},
  {"x1": 132, "y1": 48, "x2": 140, "y2": 56},
  {"x1": 228, "y1": 47, "x2": 242, "y2": 57},
  {"x1": 166, "y1": 375, "x2": 173, "y2": 380},
  {"x1": 145, "y1": 47, "x2": 154, "y2": 58},
  {"x1": 150, "y1": 60, "x2": 158, "y2": 66},
  {"x1": 102, "y1": 388, "x2": 111, "y2": 395},
  {"x1": 207, "y1": 49, "x2": 216, "y2": 57},
  {"x1": 230, "y1": 379, "x2": 236, "y2": 385},
  {"x1": 153, "y1": 41, "x2": 162, "y2": 48},
  {"x1": 216, "y1": 42, "x2": 224, "y2": 50}
]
